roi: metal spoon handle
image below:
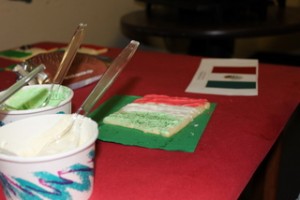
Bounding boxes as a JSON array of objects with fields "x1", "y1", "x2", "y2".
[
  {"x1": 0, "y1": 64, "x2": 45, "y2": 104},
  {"x1": 41, "y1": 23, "x2": 86, "y2": 108},
  {"x1": 76, "y1": 40, "x2": 140, "y2": 116},
  {"x1": 52, "y1": 23, "x2": 87, "y2": 84}
]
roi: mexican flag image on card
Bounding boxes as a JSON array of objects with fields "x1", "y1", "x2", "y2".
[{"x1": 186, "y1": 58, "x2": 258, "y2": 96}]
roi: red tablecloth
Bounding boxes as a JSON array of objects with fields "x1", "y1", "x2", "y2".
[{"x1": 0, "y1": 42, "x2": 299, "y2": 200}]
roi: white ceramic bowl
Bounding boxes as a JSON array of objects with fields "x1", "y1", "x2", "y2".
[
  {"x1": 0, "y1": 84, "x2": 73, "y2": 126},
  {"x1": 0, "y1": 114, "x2": 99, "y2": 200}
]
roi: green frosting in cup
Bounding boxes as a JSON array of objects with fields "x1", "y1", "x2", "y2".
[{"x1": 3, "y1": 86, "x2": 70, "y2": 110}]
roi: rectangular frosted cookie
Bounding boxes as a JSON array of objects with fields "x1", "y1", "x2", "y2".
[{"x1": 103, "y1": 94, "x2": 210, "y2": 137}]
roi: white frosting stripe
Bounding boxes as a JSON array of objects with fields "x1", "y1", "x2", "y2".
[{"x1": 120, "y1": 103, "x2": 200, "y2": 118}]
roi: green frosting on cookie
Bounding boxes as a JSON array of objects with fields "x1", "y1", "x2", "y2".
[{"x1": 104, "y1": 111, "x2": 184, "y2": 135}]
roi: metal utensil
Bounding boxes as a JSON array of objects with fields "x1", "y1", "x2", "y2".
[
  {"x1": 0, "y1": 40, "x2": 139, "y2": 157},
  {"x1": 77, "y1": 40, "x2": 140, "y2": 115},
  {"x1": 36, "y1": 40, "x2": 140, "y2": 156},
  {"x1": 53, "y1": 23, "x2": 87, "y2": 84},
  {"x1": 41, "y1": 23, "x2": 87, "y2": 107},
  {"x1": 0, "y1": 64, "x2": 45, "y2": 105},
  {"x1": 0, "y1": 41, "x2": 139, "y2": 156}
]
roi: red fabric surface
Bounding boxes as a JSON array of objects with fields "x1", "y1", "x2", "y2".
[{"x1": 0, "y1": 42, "x2": 300, "y2": 199}]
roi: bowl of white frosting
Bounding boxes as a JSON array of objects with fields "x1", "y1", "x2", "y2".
[
  {"x1": 0, "y1": 114, "x2": 98, "y2": 200},
  {"x1": 0, "y1": 84, "x2": 73, "y2": 126}
]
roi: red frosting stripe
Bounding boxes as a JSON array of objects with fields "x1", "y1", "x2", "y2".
[{"x1": 133, "y1": 94, "x2": 208, "y2": 107}]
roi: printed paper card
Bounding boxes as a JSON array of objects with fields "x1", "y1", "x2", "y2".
[{"x1": 186, "y1": 58, "x2": 258, "y2": 96}]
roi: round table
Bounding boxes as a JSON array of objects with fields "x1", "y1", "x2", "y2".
[{"x1": 121, "y1": 6, "x2": 300, "y2": 57}]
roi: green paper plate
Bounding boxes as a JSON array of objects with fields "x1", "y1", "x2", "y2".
[{"x1": 89, "y1": 95, "x2": 216, "y2": 152}]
